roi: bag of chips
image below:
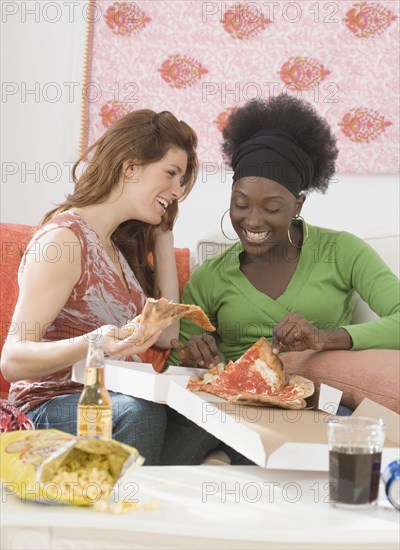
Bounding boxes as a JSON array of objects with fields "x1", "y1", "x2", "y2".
[{"x1": 0, "y1": 429, "x2": 144, "y2": 506}]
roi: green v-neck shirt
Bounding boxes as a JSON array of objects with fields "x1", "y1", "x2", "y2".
[{"x1": 170, "y1": 224, "x2": 399, "y2": 363}]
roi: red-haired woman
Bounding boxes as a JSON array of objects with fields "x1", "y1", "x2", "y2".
[{"x1": 1, "y1": 110, "x2": 219, "y2": 464}]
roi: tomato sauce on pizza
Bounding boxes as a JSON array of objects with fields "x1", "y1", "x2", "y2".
[{"x1": 187, "y1": 337, "x2": 314, "y2": 410}]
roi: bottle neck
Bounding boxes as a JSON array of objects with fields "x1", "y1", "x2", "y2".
[
  {"x1": 84, "y1": 365, "x2": 105, "y2": 387},
  {"x1": 84, "y1": 336, "x2": 105, "y2": 387}
]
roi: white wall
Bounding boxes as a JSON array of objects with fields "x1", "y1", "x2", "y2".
[
  {"x1": 2, "y1": 1, "x2": 399, "y2": 252},
  {"x1": 1, "y1": 0, "x2": 87, "y2": 224},
  {"x1": 174, "y1": 171, "x2": 399, "y2": 249}
]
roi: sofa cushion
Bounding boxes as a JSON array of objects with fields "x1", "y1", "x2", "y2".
[
  {"x1": 140, "y1": 247, "x2": 191, "y2": 370},
  {"x1": 0, "y1": 223, "x2": 36, "y2": 398},
  {"x1": 282, "y1": 349, "x2": 400, "y2": 413}
]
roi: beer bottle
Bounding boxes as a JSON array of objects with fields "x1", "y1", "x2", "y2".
[{"x1": 77, "y1": 334, "x2": 112, "y2": 438}]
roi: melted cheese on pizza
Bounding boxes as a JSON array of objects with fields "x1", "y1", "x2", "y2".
[{"x1": 186, "y1": 337, "x2": 314, "y2": 409}]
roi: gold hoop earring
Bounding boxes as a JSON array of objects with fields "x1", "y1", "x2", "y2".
[
  {"x1": 288, "y1": 215, "x2": 309, "y2": 248},
  {"x1": 220, "y1": 209, "x2": 238, "y2": 241}
]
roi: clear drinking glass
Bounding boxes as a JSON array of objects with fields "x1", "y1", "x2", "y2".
[{"x1": 327, "y1": 416, "x2": 386, "y2": 509}]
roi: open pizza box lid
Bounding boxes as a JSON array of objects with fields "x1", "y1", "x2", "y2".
[
  {"x1": 72, "y1": 360, "x2": 399, "y2": 472},
  {"x1": 72, "y1": 359, "x2": 208, "y2": 403}
]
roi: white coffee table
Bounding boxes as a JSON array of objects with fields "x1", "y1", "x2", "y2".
[{"x1": 1, "y1": 465, "x2": 399, "y2": 549}]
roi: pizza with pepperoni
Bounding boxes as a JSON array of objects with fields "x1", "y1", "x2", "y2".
[{"x1": 187, "y1": 337, "x2": 314, "y2": 410}]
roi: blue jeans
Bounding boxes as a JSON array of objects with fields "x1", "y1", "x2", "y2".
[
  {"x1": 337, "y1": 405, "x2": 353, "y2": 416},
  {"x1": 27, "y1": 392, "x2": 219, "y2": 466}
]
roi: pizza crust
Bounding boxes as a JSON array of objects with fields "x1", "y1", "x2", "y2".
[
  {"x1": 187, "y1": 338, "x2": 315, "y2": 410},
  {"x1": 123, "y1": 298, "x2": 215, "y2": 345}
]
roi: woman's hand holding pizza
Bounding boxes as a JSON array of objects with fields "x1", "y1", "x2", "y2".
[
  {"x1": 171, "y1": 334, "x2": 224, "y2": 368},
  {"x1": 96, "y1": 324, "x2": 162, "y2": 359},
  {"x1": 272, "y1": 313, "x2": 353, "y2": 353}
]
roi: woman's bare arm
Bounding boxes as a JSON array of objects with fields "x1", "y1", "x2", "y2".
[{"x1": 1, "y1": 228, "x2": 162, "y2": 381}]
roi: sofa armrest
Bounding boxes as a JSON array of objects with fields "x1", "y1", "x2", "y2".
[{"x1": 0, "y1": 223, "x2": 36, "y2": 397}]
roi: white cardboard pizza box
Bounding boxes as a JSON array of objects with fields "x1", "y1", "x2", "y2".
[
  {"x1": 72, "y1": 360, "x2": 399, "y2": 472},
  {"x1": 72, "y1": 359, "x2": 207, "y2": 403},
  {"x1": 165, "y1": 383, "x2": 399, "y2": 471}
]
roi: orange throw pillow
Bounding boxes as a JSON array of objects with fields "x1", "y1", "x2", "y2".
[
  {"x1": 0, "y1": 223, "x2": 35, "y2": 398},
  {"x1": 140, "y1": 248, "x2": 191, "y2": 372}
]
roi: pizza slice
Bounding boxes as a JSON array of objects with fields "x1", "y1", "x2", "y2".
[
  {"x1": 186, "y1": 362, "x2": 227, "y2": 393},
  {"x1": 187, "y1": 337, "x2": 314, "y2": 410},
  {"x1": 123, "y1": 297, "x2": 215, "y2": 345},
  {"x1": 187, "y1": 337, "x2": 285, "y2": 394},
  {"x1": 232, "y1": 375, "x2": 315, "y2": 410}
]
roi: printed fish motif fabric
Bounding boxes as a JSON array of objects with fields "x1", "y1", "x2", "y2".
[
  {"x1": 82, "y1": 0, "x2": 399, "y2": 172},
  {"x1": 279, "y1": 57, "x2": 331, "y2": 91},
  {"x1": 221, "y1": 3, "x2": 272, "y2": 40},
  {"x1": 339, "y1": 108, "x2": 392, "y2": 143},
  {"x1": 159, "y1": 55, "x2": 208, "y2": 89},
  {"x1": 100, "y1": 101, "x2": 131, "y2": 128},
  {"x1": 104, "y1": 2, "x2": 151, "y2": 36},
  {"x1": 343, "y1": 2, "x2": 397, "y2": 38},
  {"x1": 213, "y1": 108, "x2": 236, "y2": 133}
]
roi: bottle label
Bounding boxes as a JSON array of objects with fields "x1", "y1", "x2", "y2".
[{"x1": 77, "y1": 406, "x2": 112, "y2": 439}]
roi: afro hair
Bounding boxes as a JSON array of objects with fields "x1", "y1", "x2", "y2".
[{"x1": 222, "y1": 94, "x2": 338, "y2": 193}]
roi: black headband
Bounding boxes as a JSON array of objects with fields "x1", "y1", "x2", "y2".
[{"x1": 231, "y1": 129, "x2": 314, "y2": 196}]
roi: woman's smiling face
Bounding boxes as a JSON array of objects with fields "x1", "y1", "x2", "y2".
[
  {"x1": 230, "y1": 176, "x2": 303, "y2": 255},
  {"x1": 123, "y1": 147, "x2": 188, "y2": 225}
]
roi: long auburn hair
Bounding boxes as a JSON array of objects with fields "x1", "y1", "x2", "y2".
[{"x1": 40, "y1": 110, "x2": 198, "y2": 296}]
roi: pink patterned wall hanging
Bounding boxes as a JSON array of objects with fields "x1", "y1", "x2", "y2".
[{"x1": 81, "y1": 0, "x2": 399, "y2": 173}]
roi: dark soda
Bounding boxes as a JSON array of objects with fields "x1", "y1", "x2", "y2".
[{"x1": 329, "y1": 448, "x2": 382, "y2": 505}]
